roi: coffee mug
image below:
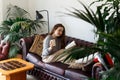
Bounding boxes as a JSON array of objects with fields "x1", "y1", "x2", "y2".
[{"x1": 50, "y1": 39, "x2": 56, "y2": 46}]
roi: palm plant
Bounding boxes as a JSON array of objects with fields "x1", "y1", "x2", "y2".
[
  {"x1": 6, "y1": 4, "x2": 30, "y2": 19},
  {"x1": 0, "y1": 5, "x2": 45, "y2": 58},
  {"x1": 64, "y1": 0, "x2": 120, "y2": 79},
  {"x1": 66, "y1": 0, "x2": 120, "y2": 60},
  {"x1": 67, "y1": 0, "x2": 120, "y2": 41}
]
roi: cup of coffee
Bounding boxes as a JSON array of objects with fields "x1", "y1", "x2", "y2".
[{"x1": 50, "y1": 39, "x2": 56, "y2": 46}]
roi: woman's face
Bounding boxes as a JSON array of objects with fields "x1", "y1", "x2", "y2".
[{"x1": 54, "y1": 27, "x2": 64, "y2": 37}]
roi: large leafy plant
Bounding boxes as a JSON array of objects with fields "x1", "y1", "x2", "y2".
[
  {"x1": 65, "y1": 0, "x2": 120, "y2": 79},
  {"x1": 0, "y1": 5, "x2": 45, "y2": 58}
]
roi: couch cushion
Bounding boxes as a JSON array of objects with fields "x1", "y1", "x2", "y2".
[
  {"x1": 45, "y1": 62, "x2": 69, "y2": 75},
  {"x1": 65, "y1": 69, "x2": 91, "y2": 80}
]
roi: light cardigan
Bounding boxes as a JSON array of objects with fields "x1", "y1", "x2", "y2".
[{"x1": 41, "y1": 35, "x2": 62, "y2": 58}]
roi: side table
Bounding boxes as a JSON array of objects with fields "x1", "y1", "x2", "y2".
[{"x1": 0, "y1": 58, "x2": 34, "y2": 80}]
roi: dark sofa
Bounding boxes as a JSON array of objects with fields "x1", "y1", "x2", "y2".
[{"x1": 19, "y1": 34, "x2": 104, "y2": 80}]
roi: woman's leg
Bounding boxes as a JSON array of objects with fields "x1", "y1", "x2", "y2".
[{"x1": 42, "y1": 49, "x2": 65, "y2": 63}]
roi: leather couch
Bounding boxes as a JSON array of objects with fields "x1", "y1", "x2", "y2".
[{"x1": 19, "y1": 34, "x2": 103, "y2": 80}]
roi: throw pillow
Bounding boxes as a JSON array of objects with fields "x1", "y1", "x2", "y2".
[
  {"x1": 29, "y1": 35, "x2": 44, "y2": 56},
  {"x1": 68, "y1": 52, "x2": 98, "y2": 70},
  {"x1": 94, "y1": 52, "x2": 108, "y2": 70},
  {"x1": 75, "y1": 53, "x2": 95, "y2": 63},
  {"x1": 104, "y1": 53, "x2": 114, "y2": 68},
  {"x1": 65, "y1": 40, "x2": 76, "y2": 49}
]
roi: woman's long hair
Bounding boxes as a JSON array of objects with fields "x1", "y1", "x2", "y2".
[{"x1": 50, "y1": 24, "x2": 65, "y2": 49}]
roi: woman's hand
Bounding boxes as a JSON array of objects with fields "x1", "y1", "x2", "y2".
[{"x1": 49, "y1": 39, "x2": 56, "y2": 50}]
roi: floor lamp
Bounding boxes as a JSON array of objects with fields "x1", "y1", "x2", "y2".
[{"x1": 36, "y1": 10, "x2": 49, "y2": 33}]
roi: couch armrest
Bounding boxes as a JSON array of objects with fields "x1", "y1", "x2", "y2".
[
  {"x1": 0, "y1": 42, "x2": 10, "y2": 60},
  {"x1": 19, "y1": 36, "x2": 35, "y2": 59},
  {"x1": 26, "y1": 52, "x2": 42, "y2": 63},
  {"x1": 92, "y1": 62, "x2": 105, "y2": 80},
  {"x1": 26, "y1": 52, "x2": 46, "y2": 68}
]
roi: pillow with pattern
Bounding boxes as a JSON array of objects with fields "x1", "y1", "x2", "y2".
[{"x1": 29, "y1": 35, "x2": 44, "y2": 56}]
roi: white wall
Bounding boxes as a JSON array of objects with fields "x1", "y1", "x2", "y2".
[
  {"x1": 1, "y1": 0, "x2": 97, "y2": 42},
  {"x1": 28, "y1": 0, "x2": 36, "y2": 19},
  {"x1": 28, "y1": 0, "x2": 97, "y2": 42},
  {"x1": 0, "y1": 1, "x2": 3, "y2": 23},
  {"x1": 2, "y1": 0, "x2": 29, "y2": 20}
]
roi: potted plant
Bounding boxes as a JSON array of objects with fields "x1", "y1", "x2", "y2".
[
  {"x1": 0, "y1": 4, "x2": 45, "y2": 58},
  {"x1": 63, "y1": 0, "x2": 120, "y2": 79}
]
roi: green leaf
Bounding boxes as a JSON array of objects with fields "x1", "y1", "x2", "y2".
[
  {"x1": 8, "y1": 45, "x2": 19, "y2": 58},
  {"x1": 6, "y1": 4, "x2": 30, "y2": 19}
]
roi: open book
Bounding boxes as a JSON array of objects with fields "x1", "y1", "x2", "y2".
[{"x1": 65, "y1": 40, "x2": 76, "y2": 49}]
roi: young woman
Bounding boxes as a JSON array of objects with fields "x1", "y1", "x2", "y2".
[
  {"x1": 41, "y1": 23, "x2": 66, "y2": 63},
  {"x1": 41, "y1": 23, "x2": 106, "y2": 70}
]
